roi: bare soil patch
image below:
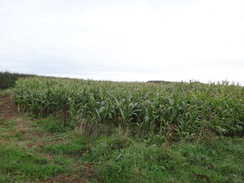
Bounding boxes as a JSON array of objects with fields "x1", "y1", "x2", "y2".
[{"x1": 0, "y1": 95, "x2": 18, "y2": 122}]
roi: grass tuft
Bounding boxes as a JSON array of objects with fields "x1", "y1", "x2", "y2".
[{"x1": 0, "y1": 144, "x2": 68, "y2": 182}]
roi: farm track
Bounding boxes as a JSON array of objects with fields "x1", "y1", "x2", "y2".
[{"x1": 0, "y1": 95, "x2": 92, "y2": 183}]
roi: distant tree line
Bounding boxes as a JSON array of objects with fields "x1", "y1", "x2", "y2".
[
  {"x1": 0, "y1": 71, "x2": 34, "y2": 89},
  {"x1": 147, "y1": 80, "x2": 174, "y2": 84}
]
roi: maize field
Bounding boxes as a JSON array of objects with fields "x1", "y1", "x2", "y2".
[{"x1": 13, "y1": 77, "x2": 244, "y2": 137}]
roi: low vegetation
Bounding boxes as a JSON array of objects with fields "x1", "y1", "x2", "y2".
[
  {"x1": 0, "y1": 115, "x2": 243, "y2": 182},
  {"x1": 14, "y1": 77, "x2": 243, "y2": 139},
  {"x1": 0, "y1": 73, "x2": 243, "y2": 182},
  {"x1": 0, "y1": 71, "x2": 34, "y2": 90}
]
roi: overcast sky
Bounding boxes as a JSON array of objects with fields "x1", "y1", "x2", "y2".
[{"x1": 0, "y1": 0, "x2": 244, "y2": 84}]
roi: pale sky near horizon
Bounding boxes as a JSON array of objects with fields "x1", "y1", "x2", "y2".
[{"x1": 0, "y1": 0, "x2": 244, "y2": 84}]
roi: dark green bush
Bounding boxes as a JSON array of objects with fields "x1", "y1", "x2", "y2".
[{"x1": 0, "y1": 71, "x2": 34, "y2": 89}]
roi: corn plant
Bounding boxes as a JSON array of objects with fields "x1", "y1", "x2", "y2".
[{"x1": 13, "y1": 77, "x2": 244, "y2": 138}]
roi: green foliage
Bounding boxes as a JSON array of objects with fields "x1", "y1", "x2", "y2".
[
  {"x1": 32, "y1": 118, "x2": 67, "y2": 133},
  {"x1": 0, "y1": 71, "x2": 34, "y2": 90},
  {"x1": 43, "y1": 133, "x2": 244, "y2": 183},
  {"x1": 45, "y1": 135, "x2": 89, "y2": 156},
  {"x1": 13, "y1": 77, "x2": 244, "y2": 139},
  {"x1": 93, "y1": 137, "x2": 244, "y2": 183},
  {"x1": 0, "y1": 119, "x2": 18, "y2": 132},
  {"x1": 0, "y1": 89, "x2": 13, "y2": 97},
  {"x1": 0, "y1": 101, "x2": 243, "y2": 183},
  {"x1": 1, "y1": 119, "x2": 17, "y2": 128},
  {"x1": 0, "y1": 144, "x2": 67, "y2": 182},
  {"x1": 168, "y1": 138, "x2": 244, "y2": 183}
]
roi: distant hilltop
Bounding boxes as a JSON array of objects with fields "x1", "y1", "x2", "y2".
[
  {"x1": 147, "y1": 80, "x2": 205, "y2": 85},
  {"x1": 147, "y1": 80, "x2": 178, "y2": 84}
]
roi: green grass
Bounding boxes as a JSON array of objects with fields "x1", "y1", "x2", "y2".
[
  {"x1": 0, "y1": 143, "x2": 68, "y2": 182},
  {"x1": 0, "y1": 115, "x2": 243, "y2": 182},
  {"x1": 1, "y1": 77, "x2": 244, "y2": 182},
  {"x1": 0, "y1": 88, "x2": 13, "y2": 97},
  {"x1": 32, "y1": 117, "x2": 68, "y2": 133},
  {"x1": 43, "y1": 131, "x2": 244, "y2": 183},
  {"x1": 0, "y1": 118, "x2": 17, "y2": 130}
]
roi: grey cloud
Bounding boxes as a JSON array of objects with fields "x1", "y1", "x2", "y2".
[{"x1": 0, "y1": 0, "x2": 244, "y2": 85}]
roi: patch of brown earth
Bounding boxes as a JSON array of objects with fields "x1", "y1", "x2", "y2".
[
  {"x1": 41, "y1": 177, "x2": 86, "y2": 183},
  {"x1": 27, "y1": 141, "x2": 49, "y2": 149},
  {"x1": 41, "y1": 163, "x2": 95, "y2": 183},
  {"x1": 0, "y1": 95, "x2": 18, "y2": 122},
  {"x1": 0, "y1": 95, "x2": 31, "y2": 131},
  {"x1": 26, "y1": 138, "x2": 66, "y2": 151}
]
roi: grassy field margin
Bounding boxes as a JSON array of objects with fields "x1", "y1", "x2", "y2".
[{"x1": 0, "y1": 88, "x2": 243, "y2": 182}]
